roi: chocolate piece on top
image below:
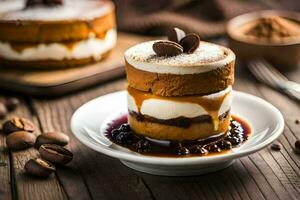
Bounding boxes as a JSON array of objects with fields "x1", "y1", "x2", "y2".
[
  {"x1": 179, "y1": 33, "x2": 200, "y2": 54},
  {"x1": 168, "y1": 27, "x2": 186, "y2": 43},
  {"x1": 152, "y1": 41, "x2": 183, "y2": 57}
]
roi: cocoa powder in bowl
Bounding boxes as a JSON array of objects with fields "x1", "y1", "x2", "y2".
[{"x1": 242, "y1": 16, "x2": 300, "y2": 42}]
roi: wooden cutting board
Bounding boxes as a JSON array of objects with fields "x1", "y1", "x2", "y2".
[{"x1": 0, "y1": 33, "x2": 150, "y2": 97}]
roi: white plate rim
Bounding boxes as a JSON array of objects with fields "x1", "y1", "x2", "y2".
[{"x1": 71, "y1": 90, "x2": 284, "y2": 166}]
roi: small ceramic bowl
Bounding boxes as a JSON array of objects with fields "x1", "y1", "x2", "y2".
[{"x1": 227, "y1": 10, "x2": 300, "y2": 71}]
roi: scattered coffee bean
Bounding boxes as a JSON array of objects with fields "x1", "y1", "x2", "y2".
[
  {"x1": 295, "y1": 139, "x2": 300, "y2": 154},
  {"x1": 179, "y1": 33, "x2": 200, "y2": 53},
  {"x1": 35, "y1": 131, "x2": 69, "y2": 148},
  {"x1": 270, "y1": 143, "x2": 282, "y2": 151},
  {"x1": 39, "y1": 144, "x2": 73, "y2": 165},
  {"x1": 5, "y1": 98, "x2": 20, "y2": 112},
  {"x1": 6, "y1": 131, "x2": 36, "y2": 150},
  {"x1": 189, "y1": 145, "x2": 208, "y2": 155},
  {"x1": 178, "y1": 146, "x2": 190, "y2": 155},
  {"x1": 167, "y1": 27, "x2": 186, "y2": 43},
  {"x1": 136, "y1": 139, "x2": 150, "y2": 153},
  {"x1": 295, "y1": 119, "x2": 299, "y2": 125},
  {"x1": 153, "y1": 41, "x2": 183, "y2": 57},
  {"x1": 0, "y1": 161, "x2": 7, "y2": 166},
  {"x1": 24, "y1": 158, "x2": 55, "y2": 178},
  {"x1": 3, "y1": 117, "x2": 35, "y2": 135},
  {"x1": 0, "y1": 103, "x2": 7, "y2": 120}
]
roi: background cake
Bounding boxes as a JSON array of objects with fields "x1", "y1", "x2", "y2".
[
  {"x1": 125, "y1": 38, "x2": 235, "y2": 141},
  {"x1": 0, "y1": 0, "x2": 116, "y2": 68}
]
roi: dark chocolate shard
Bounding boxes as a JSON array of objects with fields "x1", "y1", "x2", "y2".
[
  {"x1": 179, "y1": 33, "x2": 200, "y2": 53},
  {"x1": 167, "y1": 27, "x2": 186, "y2": 43},
  {"x1": 152, "y1": 41, "x2": 183, "y2": 57}
]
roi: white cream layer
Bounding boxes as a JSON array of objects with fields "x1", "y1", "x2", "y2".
[
  {"x1": 0, "y1": 0, "x2": 113, "y2": 21},
  {"x1": 125, "y1": 40, "x2": 235, "y2": 75},
  {"x1": 0, "y1": 29, "x2": 116, "y2": 61},
  {"x1": 128, "y1": 86, "x2": 232, "y2": 120}
]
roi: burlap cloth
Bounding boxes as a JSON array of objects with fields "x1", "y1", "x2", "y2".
[{"x1": 113, "y1": 0, "x2": 300, "y2": 38}]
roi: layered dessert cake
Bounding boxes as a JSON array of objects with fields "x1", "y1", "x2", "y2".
[
  {"x1": 125, "y1": 30, "x2": 235, "y2": 141},
  {"x1": 0, "y1": 0, "x2": 116, "y2": 68}
]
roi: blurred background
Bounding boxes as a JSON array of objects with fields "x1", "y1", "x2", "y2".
[
  {"x1": 0, "y1": 0, "x2": 299, "y2": 97},
  {"x1": 113, "y1": 0, "x2": 300, "y2": 38}
]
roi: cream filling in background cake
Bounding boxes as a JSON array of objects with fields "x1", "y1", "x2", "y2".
[
  {"x1": 0, "y1": 29, "x2": 116, "y2": 61},
  {"x1": 0, "y1": 0, "x2": 113, "y2": 21},
  {"x1": 125, "y1": 41, "x2": 235, "y2": 74},
  {"x1": 128, "y1": 86, "x2": 232, "y2": 120}
]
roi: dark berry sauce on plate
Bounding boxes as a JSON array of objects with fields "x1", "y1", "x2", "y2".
[{"x1": 105, "y1": 114, "x2": 251, "y2": 157}]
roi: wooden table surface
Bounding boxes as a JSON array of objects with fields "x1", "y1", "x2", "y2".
[{"x1": 1, "y1": 58, "x2": 300, "y2": 200}]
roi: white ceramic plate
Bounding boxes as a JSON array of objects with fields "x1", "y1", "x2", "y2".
[{"x1": 71, "y1": 90, "x2": 284, "y2": 176}]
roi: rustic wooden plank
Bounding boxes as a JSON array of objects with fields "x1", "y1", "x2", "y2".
[
  {"x1": 234, "y1": 68, "x2": 300, "y2": 199},
  {"x1": 6, "y1": 98, "x2": 67, "y2": 200},
  {"x1": 32, "y1": 78, "x2": 272, "y2": 200},
  {"x1": 0, "y1": 115, "x2": 11, "y2": 200},
  {"x1": 231, "y1": 160, "x2": 265, "y2": 200},
  {"x1": 32, "y1": 80, "x2": 155, "y2": 200},
  {"x1": 30, "y1": 64, "x2": 300, "y2": 200}
]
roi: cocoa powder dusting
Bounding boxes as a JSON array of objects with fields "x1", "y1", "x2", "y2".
[{"x1": 244, "y1": 16, "x2": 300, "y2": 42}]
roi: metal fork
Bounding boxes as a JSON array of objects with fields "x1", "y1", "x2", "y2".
[{"x1": 248, "y1": 59, "x2": 300, "y2": 101}]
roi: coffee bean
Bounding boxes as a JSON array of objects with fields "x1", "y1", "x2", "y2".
[
  {"x1": 179, "y1": 33, "x2": 200, "y2": 53},
  {"x1": 178, "y1": 146, "x2": 190, "y2": 155},
  {"x1": 167, "y1": 27, "x2": 186, "y2": 43},
  {"x1": 295, "y1": 119, "x2": 299, "y2": 125},
  {"x1": 295, "y1": 139, "x2": 300, "y2": 154},
  {"x1": 0, "y1": 103, "x2": 7, "y2": 120},
  {"x1": 6, "y1": 131, "x2": 36, "y2": 150},
  {"x1": 153, "y1": 41, "x2": 183, "y2": 57},
  {"x1": 35, "y1": 131, "x2": 69, "y2": 148},
  {"x1": 39, "y1": 144, "x2": 73, "y2": 165},
  {"x1": 3, "y1": 117, "x2": 35, "y2": 135},
  {"x1": 24, "y1": 158, "x2": 55, "y2": 178},
  {"x1": 271, "y1": 142, "x2": 282, "y2": 151},
  {"x1": 5, "y1": 98, "x2": 20, "y2": 112}
]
